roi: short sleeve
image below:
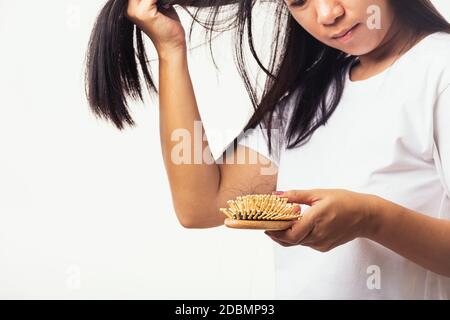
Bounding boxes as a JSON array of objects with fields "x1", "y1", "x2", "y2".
[
  {"x1": 236, "y1": 123, "x2": 282, "y2": 166},
  {"x1": 433, "y1": 85, "x2": 450, "y2": 197},
  {"x1": 214, "y1": 90, "x2": 297, "y2": 165}
]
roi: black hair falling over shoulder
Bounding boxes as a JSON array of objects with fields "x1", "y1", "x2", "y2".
[{"x1": 85, "y1": 0, "x2": 450, "y2": 159}]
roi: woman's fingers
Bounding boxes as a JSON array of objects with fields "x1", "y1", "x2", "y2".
[
  {"x1": 266, "y1": 234, "x2": 294, "y2": 247},
  {"x1": 140, "y1": 0, "x2": 158, "y2": 15},
  {"x1": 128, "y1": 0, "x2": 139, "y2": 7},
  {"x1": 158, "y1": 3, "x2": 180, "y2": 21},
  {"x1": 141, "y1": 0, "x2": 158, "y2": 7},
  {"x1": 127, "y1": 0, "x2": 157, "y2": 18},
  {"x1": 126, "y1": 0, "x2": 138, "y2": 17},
  {"x1": 283, "y1": 189, "x2": 322, "y2": 205},
  {"x1": 266, "y1": 213, "x2": 316, "y2": 245}
]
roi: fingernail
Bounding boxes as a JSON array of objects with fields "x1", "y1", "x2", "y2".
[{"x1": 272, "y1": 191, "x2": 285, "y2": 195}]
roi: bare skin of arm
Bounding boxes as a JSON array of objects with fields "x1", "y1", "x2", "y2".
[
  {"x1": 159, "y1": 49, "x2": 277, "y2": 228},
  {"x1": 126, "y1": 0, "x2": 277, "y2": 228}
]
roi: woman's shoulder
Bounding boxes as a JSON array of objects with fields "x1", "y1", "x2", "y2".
[
  {"x1": 424, "y1": 31, "x2": 450, "y2": 54},
  {"x1": 408, "y1": 31, "x2": 450, "y2": 63},
  {"x1": 413, "y1": 31, "x2": 450, "y2": 90},
  {"x1": 433, "y1": 32, "x2": 450, "y2": 88},
  {"x1": 426, "y1": 31, "x2": 450, "y2": 43}
]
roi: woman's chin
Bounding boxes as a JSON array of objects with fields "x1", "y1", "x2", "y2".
[{"x1": 334, "y1": 43, "x2": 378, "y2": 57}]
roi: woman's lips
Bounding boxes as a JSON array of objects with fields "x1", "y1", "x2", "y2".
[{"x1": 332, "y1": 23, "x2": 360, "y2": 43}]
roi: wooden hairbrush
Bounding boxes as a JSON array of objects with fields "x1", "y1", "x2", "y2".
[{"x1": 220, "y1": 194, "x2": 301, "y2": 231}]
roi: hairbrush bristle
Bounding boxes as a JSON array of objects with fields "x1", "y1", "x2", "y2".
[{"x1": 220, "y1": 194, "x2": 301, "y2": 221}]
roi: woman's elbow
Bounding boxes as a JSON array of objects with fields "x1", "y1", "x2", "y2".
[
  {"x1": 176, "y1": 210, "x2": 223, "y2": 229},
  {"x1": 178, "y1": 215, "x2": 202, "y2": 229}
]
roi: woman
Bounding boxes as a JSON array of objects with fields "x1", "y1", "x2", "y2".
[{"x1": 85, "y1": 0, "x2": 450, "y2": 299}]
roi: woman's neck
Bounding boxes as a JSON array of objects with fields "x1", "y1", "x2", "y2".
[{"x1": 351, "y1": 22, "x2": 425, "y2": 81}]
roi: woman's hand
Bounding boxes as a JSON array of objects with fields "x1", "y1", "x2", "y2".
[
  {"x1": 126, "y1": 0, "x2": 186, "y2": 58},
  {"x1": 265, "y1": 189, "x2": 379, "y2": 252}
]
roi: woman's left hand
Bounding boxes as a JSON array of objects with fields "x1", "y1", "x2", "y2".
[{"x1": 265, "y1": 189, "x2": 379, "y2": 252}]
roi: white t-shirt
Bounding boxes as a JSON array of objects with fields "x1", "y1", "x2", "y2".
[{"x1": 233, "y1": 31, "x2": 450, "y2": 299}]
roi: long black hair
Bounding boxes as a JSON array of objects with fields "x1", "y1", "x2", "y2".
[
  {"x1": 84, "y1": 0, "x2": 240, "y2": 129},
  {"x1": 85, "y1": 0, "x2": 450, "y2": 156}
]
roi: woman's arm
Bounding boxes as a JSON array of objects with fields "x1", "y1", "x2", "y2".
[
  {"x1": 368, "y1": 195, "x2": 450, "y2": 277},
  {"x1": 369, "y1": 85, "x2": 450, "y2": 275},
  {"x1": 159, "y1": 50, "x2": 277, "y2": 228},
  {"x1": 126, "y1": 0, "x2": 278, "y2": 229},
  {"x1": 265, "y1": 189, "x2": 450, "y2": 277}
]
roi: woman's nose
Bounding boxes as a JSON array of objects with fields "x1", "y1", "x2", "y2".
[{"x1": 316, "y1": 0, "x2": 345, "y2": 26}]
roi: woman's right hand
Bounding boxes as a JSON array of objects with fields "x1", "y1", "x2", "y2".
[{"x1": 126, "y1": 0, "x2": 186, "y2": 57}]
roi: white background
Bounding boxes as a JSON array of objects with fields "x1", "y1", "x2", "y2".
[{"x1": 0, "y1": 0, "x2": 449, "y2": 299}]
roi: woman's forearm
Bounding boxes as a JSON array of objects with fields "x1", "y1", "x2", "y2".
[
  {"x1": 158, "y1": 49, "x2": 222, "y2": 228},
  {"x1": 368, "y1": 195, "x2": 450, "y2": 277}
]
